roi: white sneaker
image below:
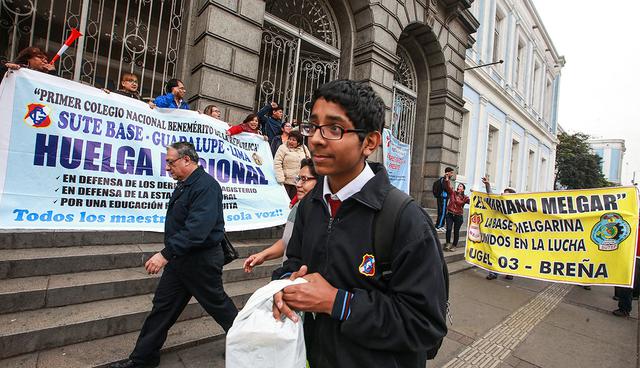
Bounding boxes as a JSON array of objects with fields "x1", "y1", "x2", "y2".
[{"x1": 436, "y1": 227, "x2": 446, "y2": 233}]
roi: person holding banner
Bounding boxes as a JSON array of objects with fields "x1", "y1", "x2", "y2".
[
  {"x1": 110, "y1": 142, "x2": 238, "y2": 368},
  {"x1": 110, "y1": 72, "x2": 143, "y2": 101},
  {"x1": 612, "y1": 221, "x2": 640, "y2": 317},
  {"x1": 204, "y1": 104, "x2": 222, "y2": 120},
  {"x1": 442, "y1": 175, "x2": 470, "y2": 252},
  {"x1": 227, "y1": 113, "x2": 267, "y2": 138},
  {"x1": 483, "y1": 176, "x2": 516, "y2": 281},
  {"x1": 243, "y1": 158, "x2": 318, "y2": 273},
  {"x1": 0, "y1": 47, "x2": 56, "y2": 84},
  {"x1": 151, "y1": 79, "x2": 189, "y2": 109}
]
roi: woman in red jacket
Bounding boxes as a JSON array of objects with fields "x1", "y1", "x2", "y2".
[
  {"x1": 227, "y1": 113, "x2": 266, "y2": 138},
  {"x1": 443, "y1": 176, "x2": 470, "y2": 252}
]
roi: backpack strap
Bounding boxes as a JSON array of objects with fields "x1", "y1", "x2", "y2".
[{"x1": 374, "y1": 187, "x2": 413, "y2": 280}]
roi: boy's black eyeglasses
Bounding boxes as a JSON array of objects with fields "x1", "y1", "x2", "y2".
[{"x1": 299, "y1": 122, "x2": 367, "y2": 140}]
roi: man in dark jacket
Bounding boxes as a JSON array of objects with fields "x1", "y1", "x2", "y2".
[
  {"x1": 111, "y1": 142, "x2": 238, "y2": 368},
  {"x1": 433, "y1": 167, "x2": 454, "y2": 232},
  {"x1": 272, "y1": 80, "x2": 447, "y2": 368},
  {"x1": 257, "y1": 101, "x2": 283, "y2": 144}
]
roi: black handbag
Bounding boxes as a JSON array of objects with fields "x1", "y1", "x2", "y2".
[{"x1": 222, "y1": 232, "x2": 239, "y2": 265}]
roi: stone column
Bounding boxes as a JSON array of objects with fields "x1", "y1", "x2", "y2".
[{"x1": 187, "y1": 1, "x2": 265, "y2": 123}]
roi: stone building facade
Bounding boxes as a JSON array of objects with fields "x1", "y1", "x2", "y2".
[
  {"x1": 457, "y1": 0, "x2": 564, "y2": 194},
  {"x1": 588, "y1": 139, "x2": 626, "y2": 185},
  {"x1": 0, "y1": 0, "x2": 478, "y2": 206}
]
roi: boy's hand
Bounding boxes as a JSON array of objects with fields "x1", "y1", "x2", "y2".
[
  {"x1": 282, "y1": 271, "x2": 338, "y2": 315},
  {"x1": 273, "y1": 265, "x2": 308, "y2": 322}
]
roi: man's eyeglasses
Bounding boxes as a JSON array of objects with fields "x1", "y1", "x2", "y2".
[
  {"x1": 165, "y1": 156, "x2": 186, "y2": 166},
  {"x1": 294, "y1": 175, "x2": 316, "y2": 184},
  {"x1": 299, "y1": 122, "x2": 367, "y2": 140}
]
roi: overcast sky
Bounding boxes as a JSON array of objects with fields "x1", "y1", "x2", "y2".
[{"x1": 532, "y1": 0, "x2": 639, "y2": 185}]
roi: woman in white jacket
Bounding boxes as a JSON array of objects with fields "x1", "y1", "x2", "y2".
[{"x1": 273, "y1": 130, "x2": 309, "y2": 199}]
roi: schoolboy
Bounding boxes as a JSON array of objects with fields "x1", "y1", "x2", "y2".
[{"x1": 272, "y1": 80, "x2": 447, "y2": 367}]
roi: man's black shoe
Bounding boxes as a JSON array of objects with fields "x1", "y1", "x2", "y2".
[
  {"x1": 612, "y1": 309, "x2": 630, "y2": 317},
  {"x1": 109, "y1": 359, "x2": 159, "y2": 368}
]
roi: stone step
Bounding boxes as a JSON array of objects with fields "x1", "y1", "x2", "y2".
[
  {"x1": 0, "y1": 238, "x2": 277, "y2": 280},
  {"x1": 0, "y1": 277, "x2": 271, "y2": 359},
  {"x1": 0, "y1": 316, "x2": 227, "y2": 368},
  {"x1": 0, "y1": 258, "x2": 280, "y2": 314},
  {"x1": 0, "y1": 254, "x2": 477, "y2": 368},
  {"x1": 0, "y1": 227, "x2": 284, "y2": 250},
  {"x1": 447, "y1": 259, "x2": 474, "y2": 275},
  {"x1": 0, "y1": 233, "x2": 463, "y2": 313}
]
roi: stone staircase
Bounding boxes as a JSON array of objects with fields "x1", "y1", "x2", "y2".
[{"x1": 0, "y1": 209, "x2": 471, "y2": 368}]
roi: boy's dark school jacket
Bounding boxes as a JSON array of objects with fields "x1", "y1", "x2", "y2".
[{"x1": 273, "y1": 163, "x2": 447, "y2": 368}]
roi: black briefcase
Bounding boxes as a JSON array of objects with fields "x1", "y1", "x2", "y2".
[{"x1": 222, "y1": 232, "x2": 239, "y2": 265}]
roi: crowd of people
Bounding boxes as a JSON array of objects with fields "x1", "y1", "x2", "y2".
[
  {"x1": 2, "y1": 46, "x2": 638, "y2": 368},
  {"x1": 3, "y1": 46, "x2": 311, "y2": 205}
]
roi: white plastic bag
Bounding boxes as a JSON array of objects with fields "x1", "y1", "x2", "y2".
[{"x1": 225, "y1": 278, "x2": 307, "y2": 368}]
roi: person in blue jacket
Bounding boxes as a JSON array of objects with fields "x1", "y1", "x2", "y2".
[
  {"x1": 257, "y1": 101, "x2": 283, "y2": 144},
  {"x1": 151, "y1": 79, "x2": 189, "y2": 109}
]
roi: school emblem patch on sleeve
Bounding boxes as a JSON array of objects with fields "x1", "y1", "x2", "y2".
[{"x1": 359, "y1": 254, "x2": 376, "y2": 277}]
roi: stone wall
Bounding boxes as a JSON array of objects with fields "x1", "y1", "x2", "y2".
[{"x1": 183, "y1": 0, "x2": 478, "y2": 207}]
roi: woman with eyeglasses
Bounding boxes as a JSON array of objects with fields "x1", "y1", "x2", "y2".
[
  {"x1": 1, "y1": 47, "x2": 56, "y2": 84},
  {"x1": 243, "y1": 158, "x2": 317, "y2": 273},
  {"x1": 273, "y1": 130, "x2": 310, "y2": 200},
  {"x1": 270, "y1": 121, "x2": 293, "y2": 156}
]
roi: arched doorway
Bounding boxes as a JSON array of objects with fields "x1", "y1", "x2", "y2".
[
  {"x1": 391, "y1": 45, "x2": 419, "y2": 147},
  {"x1": 255, "y1": 0, "x2": 341, "y2": 123}
]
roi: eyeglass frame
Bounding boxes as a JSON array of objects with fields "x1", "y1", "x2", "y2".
[
  {"x1": 294, "y1": 175, "x2": 317, "y2": 184},
  {"x1": 165, "y1": 155, "x2": 187, "y2": 166},
  {"x1": 298, "y1": 122, "x2": 368, "y2": 140}
]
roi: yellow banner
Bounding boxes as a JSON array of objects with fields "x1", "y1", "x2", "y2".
[{"x1": 465, "y1": 187, "x2": 639, "y2": 286}]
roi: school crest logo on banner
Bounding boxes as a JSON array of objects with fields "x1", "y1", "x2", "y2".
[
  {"x1": 24, "y1": 103, "x2": 52, "y2": 128},
  {"x1": 591, "y1": 213, "x2": 631, "y2": 251}
]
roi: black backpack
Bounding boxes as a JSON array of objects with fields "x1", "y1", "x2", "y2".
[
  {"x1": 432, "y1": 178, "x2": 444, "y2": 197},
  {"x1": 300, "y1": 187, "x2": 450, "y2": 359},
  {"x1": 374, "y1": 187, "x2": 449, "y2": 360}
]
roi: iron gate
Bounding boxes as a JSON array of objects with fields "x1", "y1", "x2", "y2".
[
  {"x1": 391, "y1": 45, "x2": 418, "y2": 147},
  {"x1": 256, "y1": 1, "x2": 340, "y2": 124},
  {"x1": 0, "y1": 0, "x2": 185, "y2": 99}
]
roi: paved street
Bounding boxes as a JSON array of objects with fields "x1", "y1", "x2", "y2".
[{"x1": 155, "y1": 266, "x2": 639, "y2": 368}]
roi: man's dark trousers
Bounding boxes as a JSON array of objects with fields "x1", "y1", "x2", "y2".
[
  {"x1": 436, "y1": 196, "x2": 448, "y2": 228},
  {"x1": 616, "y1": 260, "x2": 640, "y2": 313},
  {"x1": 129, "y1": 246, "x2": 237, "y2": 364}
]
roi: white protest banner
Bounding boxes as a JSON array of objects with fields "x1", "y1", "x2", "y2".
[
  {"x1": 0, "y1": 69, "x2": 290, "y2": 231},
  {"x1": 382, "y1": 128, "x2": 411, "y2": 194}
]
